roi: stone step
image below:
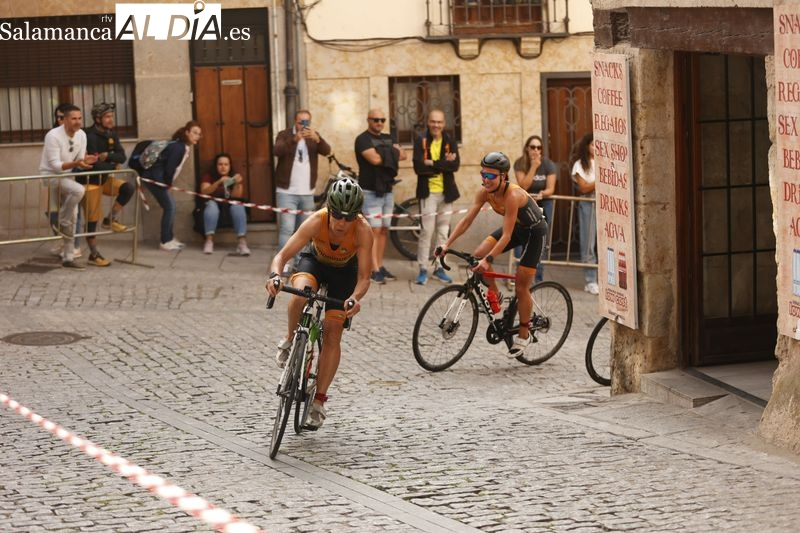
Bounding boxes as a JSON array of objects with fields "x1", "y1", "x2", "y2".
[
  {"x1": 202, "y1": 222, "x2": 277, "y2": 247},
  {"x1": 640, "y1": 369, "x2": 728, "y2": 409}
]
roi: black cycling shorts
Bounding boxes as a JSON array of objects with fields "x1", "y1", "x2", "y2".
[
  {"x1": 294, "y1": 251, "x2": 358, "y2": 311},
  {"x1": 490, "y1": 220, "x2": 547, "y2": 269}
]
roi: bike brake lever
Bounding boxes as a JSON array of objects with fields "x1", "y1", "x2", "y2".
[
  {"x1": 266, "y1": 278, "x2": 281, "y2": 309},
  {"x1": 435, "y1": 246, "x2": 451, "y2": 271}
]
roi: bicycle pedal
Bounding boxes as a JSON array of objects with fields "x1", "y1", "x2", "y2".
[{"x1": 302, "y1": 423, "x2": 320, "y2": 432}]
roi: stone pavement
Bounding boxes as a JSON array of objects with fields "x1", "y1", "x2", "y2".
[{"x1": 1, "y1": 237, "x2": 799, "y2": 532}]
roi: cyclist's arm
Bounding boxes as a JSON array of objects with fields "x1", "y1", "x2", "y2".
[{"x1": 347, "y1": 219, "x2": 375, "y2": 316}]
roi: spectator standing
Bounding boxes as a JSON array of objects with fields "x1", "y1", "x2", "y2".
[
  {"x1": 39, "y1": 104, "x2": 97, "y2": 269},
  {"x1": 570, "y1": 132, "x2": 598, "y2": 295},
  {"x1": 142, "y1": 121, "x2": 202, "y2": 251},
  {"x1": 273, "y1": 109, "x2": 331, "y2": 276},
  {"x1": 354, "y1": 108, "x2": 407, "y2": 284},
  {"x1": 412, "y1": 109, "x2": 459, "y2": 285},
  {"x1": 199, "y1": 153, "x2": 250, "y2": 256},
  {"x1": 513, "y1": 134, "x2": 557, "y2": 283}
]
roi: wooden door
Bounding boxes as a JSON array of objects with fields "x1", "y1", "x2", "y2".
[
  {"x1": 193, "y1": 65, "x2": 274, "y2": 222},
  {"x1": 676, "y1": 53, "x2": 777, "y2": 365},
  {"x1": 543, "y1": 75, "x2": 592, "y2": 259}
]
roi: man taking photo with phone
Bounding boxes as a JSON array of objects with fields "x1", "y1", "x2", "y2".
[{"x1": 274, "y1": 109, "x2": 332, "y2": 277}]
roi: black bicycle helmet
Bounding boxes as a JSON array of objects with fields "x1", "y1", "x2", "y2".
[
  {"x1": 480, "y1": 151, "x2": 510, "y2": 173},
  {"x1": 91, "y1": 102, "x2": 116, "y2": 121},
  {"x1": 327, "y1": 177, "x2": 364, "y2": 215}
]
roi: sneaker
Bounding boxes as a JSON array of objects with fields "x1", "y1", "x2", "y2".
[
  {"x1": 62, "y1": 260, "x2": 85, "y2": 271},
  {"x1": 73, "y1": 248, "x2": 83, "y2": 259},
  {"x1": 584, "y1": 282, "x2": 600, "y2": 295},
  {"x1": 371, "y1": 270, "x2": 386, "y2": 284},
  {"x1": 275, "y1": 338, "x2": 292, "y2": 369},
  {"x1": 203, "y1": 240, "x2": 213, "y2": 254},
  {"x1": 87, "y1": 252, "x2": 111, "y2": 267},
  {"x1": 431, "y1": 267, "x2": 453, "y2": 284},
  {"x1": 236, "y1": 243, "x2": 251, "y2": 256},
  {"x1": 102, "y1": 218, "x2": 128, "y2": 232},
  {"x1": 508, "y1": 335, "x2": 531, "y2": 357},
  {"x1": 159, "y1": 239, "x2": 185, "y2": 251},
  {"x1": 379, "y1": 266, "x2": 396, "y2": 281},
  {"x1": 57, "y1": 246, "x2": 82, "y2": 260},
  {"x1": 304, "y1": 402, "x2": 327, "y2": 430},
  {"x1": 50, "y1": 241, "x2": 64, "y2": 256},
  {"x1": 415, "y1": 268, "x2": 428, "y2": 285}
]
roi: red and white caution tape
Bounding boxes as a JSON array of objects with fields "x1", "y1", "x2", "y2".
[
  {"x1": 137, "y1": 176, "x2": 483, "y2": 219},
  {"x1": 0, "y1": 392, "x2": 264, "y2": 533}
]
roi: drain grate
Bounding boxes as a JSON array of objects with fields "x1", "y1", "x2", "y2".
[{"x1": 2, "y1": 331, "x2": 87, "y2": 346}]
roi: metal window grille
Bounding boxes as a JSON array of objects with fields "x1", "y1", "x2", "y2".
[{"x1": 389, "y1": 75, "x2": 461, "y2": 145}]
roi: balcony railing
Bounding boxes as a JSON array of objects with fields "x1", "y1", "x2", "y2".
[{"x1": 426, "y1": 0, "x2": 569, "y2": 38}]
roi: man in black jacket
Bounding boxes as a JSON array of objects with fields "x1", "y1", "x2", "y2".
[
  {"x1": 84, "y1": 102, "x2": 134, "y2": 234},
  {"x1": 354, "y1": 108, "x2": 407, "y2": 284},
  {"x1": 412, "y1": 109, "x2": 460, "y2": 285}
]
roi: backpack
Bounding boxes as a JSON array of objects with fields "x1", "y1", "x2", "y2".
[{"x1": 128, "y1": 140, "x2": 173, "y2": 173}]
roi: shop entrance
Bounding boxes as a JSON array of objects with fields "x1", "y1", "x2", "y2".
[{"x1": 676, "y1": 53, "x2": 777, "y2": 366}]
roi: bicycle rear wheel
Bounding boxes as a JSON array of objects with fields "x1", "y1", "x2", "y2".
[
  {"x1": 390, "y1": 198, "x2": 421, "y2": 260},
  {"x1": 515, "y1": 281, "x2": 573, "y2": 365},
  {"x1": 269, "y1": 331, "x2": 305, "y2": 459},
  {"x1": 412, "y1": 285, "x2": 479, "y2": 371},
  {"x1": 294, "y1": 337, "x2": 321, "y2": 433},
  {"x1": 585, "y1": 317, "x2": 611, "y2": 386}
]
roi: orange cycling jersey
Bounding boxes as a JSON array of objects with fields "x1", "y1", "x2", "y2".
[
  {"x1": 485, "y1": 182, "x2": 543, "y2": 228},
  {"x1": 311, "y1": 208, "x2": 364, "y2": 266}
]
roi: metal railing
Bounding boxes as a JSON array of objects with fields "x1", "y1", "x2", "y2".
[
  {"x1": 506, "y1": 193, "x2": 597, "y2": 273},
  {"x1": 426, "y1": 0, "x2": 570, "y2": 38},
  {"x1": 0, "y1": 168, "x2": 145, "y2": 266}
]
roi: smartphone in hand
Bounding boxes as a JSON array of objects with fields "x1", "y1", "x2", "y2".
[{"x1": 224, "y1": 177, "x2": 236, "y2": 187}]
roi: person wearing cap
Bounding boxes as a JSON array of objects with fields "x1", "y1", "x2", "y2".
[
  {"x1": 436, "y1": 152, "x2": 548, "y2": 356},
  {"x1": 85, "y1": 102, "x2": 134, "y2": 233}
]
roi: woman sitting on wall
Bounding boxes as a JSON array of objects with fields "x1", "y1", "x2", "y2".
[{"x1": 199, "y1": 152, "x2": 250, "y2": 256}]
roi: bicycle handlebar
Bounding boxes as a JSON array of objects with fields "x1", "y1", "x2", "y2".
[
  {"x1": 434, "y1": 247, "x2": 479, "y2": 271},
  {"x1": 266, "y1": 279, "x2": 354, "y2": 310},
  {"x1": 327, "y1": 154, "x2": 355, "y2": 175}
]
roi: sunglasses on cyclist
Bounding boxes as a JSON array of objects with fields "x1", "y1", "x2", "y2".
[
  {"x1": 480, "y1": 171, "x2": 501, "y2": 180},
  {"x1": 330, "y1": 209, "x2": 359, "y2": 221}
]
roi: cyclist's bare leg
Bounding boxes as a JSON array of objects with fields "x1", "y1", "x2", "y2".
[
  {"x1": 284, "y1": 273, "x2": 318, "y2": 341},
  {"x1": 372, "y1": 227, "x2": 388, "y2": 271},
  {"x1": 473, "y1": 237, "x2": 499, "y2": 293},
  {"x1": 515, "y1": 265, "x2": 536, "y2": 340},
  {"x1": 315, "y1": 312, "x2": 346, "y2": 405}
]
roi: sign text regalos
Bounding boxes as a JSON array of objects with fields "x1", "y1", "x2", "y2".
[
  {"x1": 591, "y1": 52, "x2": 638, "y2": 329},
  {"x1": 115, "y1": 1, "x2": 225, "y2": 40},
  {"x1": 775, "y1": 1, "x2": 800, "y2": 339}
]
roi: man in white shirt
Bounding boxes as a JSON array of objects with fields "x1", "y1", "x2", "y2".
[{"x1": 39, "y1": 104, "x2": 98, "y2": 269}]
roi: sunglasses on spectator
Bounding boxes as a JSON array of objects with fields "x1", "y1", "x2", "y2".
[
  {"x1": 68, "y1": 139, "x2": 74, "y2": 153},
  {"x1": 480, "y1": 171, "x2": 500, "y2": 180},
  {"x1": 528, "y1": 145, "x2": 543, "y2": 150},
  {"x1": 369, "y1": 117, "x2": 386, "y2": 123},
  {"x1": 330, "y1": 209, "x2": 359, "y2": 221}
]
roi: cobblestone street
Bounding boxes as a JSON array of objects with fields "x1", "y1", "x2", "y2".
[{"x1": 1, "y1": 240, "x2": 799, "y2": 532}]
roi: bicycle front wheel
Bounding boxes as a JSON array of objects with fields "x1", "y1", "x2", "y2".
[
  {"x1": 515, "y1": 281, "x2": 573, "y2": 365},
  {"x1": 412, "y1": 285, "x2": 479, "y2": 371},
  {"x1": 269, "y1": 331, "x2": 305, "y2": 458},
  {"x1": 390, "y1": 198, "x2": 421, "y2": 260},
  {"x1": 294, "y1": 336, "x2": 321, "y2": 433},
  {"x1": 585, "y1": 317, "x2": 611, "y2": 386}
]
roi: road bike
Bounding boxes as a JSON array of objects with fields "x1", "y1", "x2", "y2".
[
  {"x1": 585, "y1": 316, "x2": 611, "y2": 386},
  {"x1": 411, "y1": 249, "x2": 573, "y2": 371},
  {"x1": 316, "y1": 154, "x2": 422, "y2": 260},
  {"x1": 266, "y1": 283, "x2": 344, "y2": 458}
]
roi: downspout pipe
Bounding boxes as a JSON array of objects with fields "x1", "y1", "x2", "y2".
[{"x1": 284, "y1": 0, "x2": 298, "y2": 128}]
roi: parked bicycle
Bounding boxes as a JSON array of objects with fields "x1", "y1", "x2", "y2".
[
  {"x1": 411, "y1": 248, "x2": 573, "y2": 371},
  {"x1": 585, "y1": 316, "x2": 611, "y2": 386},
  {"x1": 315, "y1": 154, "x2": 422, "y2": 260},
  {"x1": 266, "y1": 283, "x2": 348, "y2": 458}
]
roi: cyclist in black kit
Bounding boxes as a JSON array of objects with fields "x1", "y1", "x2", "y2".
[{"x1": 437, "y1": 152, "x2": 547, "y2": 356}]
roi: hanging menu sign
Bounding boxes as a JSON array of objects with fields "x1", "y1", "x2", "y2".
[
  {"x1": 592, "y1": 52, "x2": 639, "y2": 329},
  {"x1": 775, "y1": 1, "x2": 800, "y2": 339}
]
